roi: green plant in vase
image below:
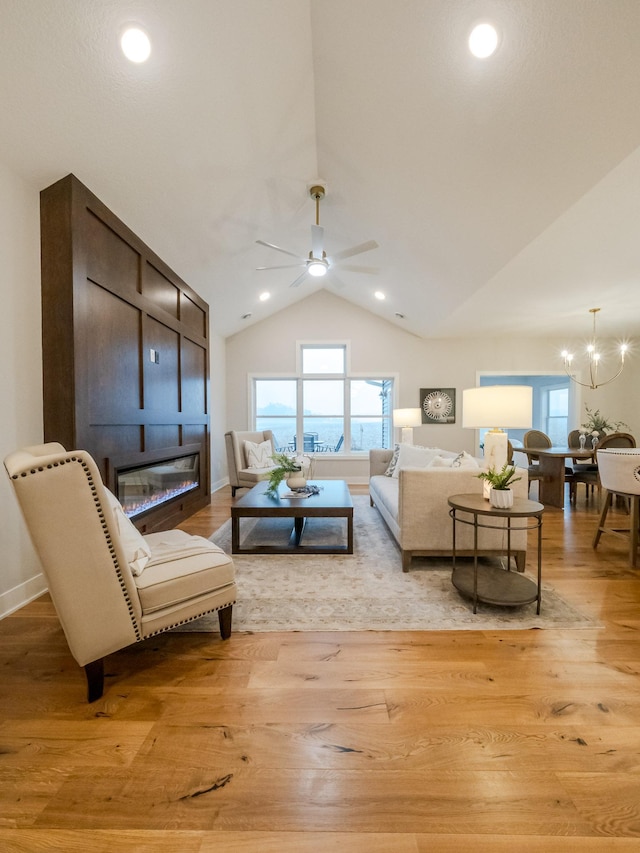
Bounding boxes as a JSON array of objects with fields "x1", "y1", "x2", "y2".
[
  {"x1": 581, "y1": 406, "x2": 629, "y2": 435},
  {"x1": 477, "y1": 463, "x2": 522, "y2": 508},
  {"x1": 477, "y1": 463, "x2": 522, "y2": 490},
  {"x1": 265, "y1": 451, "x2": 303, "y2": 497}
]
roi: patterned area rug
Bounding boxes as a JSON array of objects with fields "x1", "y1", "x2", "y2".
[{"x1": 183, "y1": 495, "x2": 596, "y2": 632}]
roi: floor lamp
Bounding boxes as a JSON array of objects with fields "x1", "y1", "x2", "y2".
[
  {"x1": 393, "y1": 408, "x2": 422, "y2": 445},
  {"x1": 462, "y1": 386, "x2": 533, "y2": 494}
]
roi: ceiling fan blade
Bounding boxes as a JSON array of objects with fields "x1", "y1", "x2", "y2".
[
  {"x1": 256, "y1": 239, "x2": 302, "y2": 260},
  {"x1": 329, "y1": 239, "x2": 379, "y2": 263},
  {"x1": 328, "y1": 273, "x2": 346, "y2": 290},
  {"x1": 339, "y1": 264, "x2": 379, "y2": 274},
  {"x1": 289, "y1": 270, "x2": 309, "y2": 288},
  {"x1": 311, "y1": 224, "x2": 324, "y2": 258},
  {"x1": 256, "y1": 263, "x2": 306, "y2": 271}
]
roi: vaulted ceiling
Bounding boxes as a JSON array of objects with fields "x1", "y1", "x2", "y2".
[{"x1": 2, "y1": 0, "x2": 640, "y2": 343}]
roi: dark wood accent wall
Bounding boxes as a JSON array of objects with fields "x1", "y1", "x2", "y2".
[{"x1": 40, "y1": 173, "x2": 210, "y2": 532}]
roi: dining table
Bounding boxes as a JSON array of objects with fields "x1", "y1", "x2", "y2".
[{"x1": 512, "y1": 446, "x2": 596, "y2": 508}]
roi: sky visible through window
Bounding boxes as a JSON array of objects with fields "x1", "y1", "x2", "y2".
[{"x1": 255, "y1": 376, "x2": 392, "y2": 452}]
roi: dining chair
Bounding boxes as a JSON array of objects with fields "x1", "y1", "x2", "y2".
[
  {"x1": 523, "y1": 429, "x2": 552, "y2": 497},
  {"x1": 571, "y1": 432, "x2": 636, "y2": 504},
  {"x1": 568, "y1": 428, "x2": 598, "y2": 501},
  {"x1": 593, "y1": 448, "x2": 640, "y2": 567}
]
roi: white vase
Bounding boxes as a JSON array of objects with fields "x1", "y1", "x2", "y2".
[
  {"x1": 490, "y1": 487, "x2": 513, "y2": 509},
  {"x1": 286, "y1": 470, "x2": 307, "y2": 489}
]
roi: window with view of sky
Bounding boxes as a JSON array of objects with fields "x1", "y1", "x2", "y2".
[{"x1": 253, "y1": 345, "x2": 394, "y2": 453}]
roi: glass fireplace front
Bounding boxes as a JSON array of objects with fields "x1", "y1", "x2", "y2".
[{"x1": 116, "y1": 452, "x2": 200, "y2": 519}]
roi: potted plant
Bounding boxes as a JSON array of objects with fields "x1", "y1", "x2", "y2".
[
  {"x1": 581, "y1": 406, "x2": 629, "y2": 445},
  {"x1": 265, "y1": 451, "x2": 306, "y2": 496},
  {"x1": 477, "y1": 463, "x2": 522, "y2": 508}
]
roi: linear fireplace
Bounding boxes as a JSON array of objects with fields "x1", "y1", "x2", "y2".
[{"x1": 109, "y1": 444, "x2": 201, "y2": 524}]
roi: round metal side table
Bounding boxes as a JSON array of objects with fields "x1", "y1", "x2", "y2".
[{"x1": 448, "y1": 493, "x2": 544, "y2": 614}]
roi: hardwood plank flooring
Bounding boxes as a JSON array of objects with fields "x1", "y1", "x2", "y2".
[{"x1": 0, "y1": 484, "x2": 639, "y2": 851}]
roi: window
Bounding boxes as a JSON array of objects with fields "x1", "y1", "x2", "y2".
[
  {"x1": 253, "y1": 344, "x2": 394, "y2": 453},
  {"x1": 253, "y1": 379, "x2": 297, "y2": 453},
  {"x1": 543, "y1": 386, "x2": 569, "y2": 445}
]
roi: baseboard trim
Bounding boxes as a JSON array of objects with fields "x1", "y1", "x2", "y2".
[{"x1": 0, "y1": 573, "x2": 47, "y2": 620}]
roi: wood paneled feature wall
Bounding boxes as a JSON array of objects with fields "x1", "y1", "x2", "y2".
[{"x1": 40, "y1": 173, "x2": 210, "y2": 532}]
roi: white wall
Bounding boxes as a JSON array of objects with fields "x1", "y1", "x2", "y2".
[
  {"x1": 209, "y1": 330, "x2": 228, "y2": 491},
  {"x1": 225, "y1": 289, "x2": 639, "y2": 478},
  {"x1": 0, "y1": 161, "x2": 46, "y2": 615}
]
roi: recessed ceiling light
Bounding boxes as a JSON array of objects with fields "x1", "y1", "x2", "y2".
[
  {"x1": 395, "y1": 312, "x2": 405, "y2": 319},
  {"x1": 241, "y1": 312, "x2": 252, "y2": 320},
  {"x1": 121, "y1": 27, "x2": 151, "y2": 63},
  {"x1": 259, "y1": 291, "x2": 271, "y2": 302},
  {"x1": 374, "y1": 291, "x2": 386, "y2": 301},
  {"x1": 468, "y1": 23, "x2": 499, "y2": 58}
]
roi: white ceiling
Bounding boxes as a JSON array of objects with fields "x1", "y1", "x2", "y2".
[{"x1": 2, "y1": 0, "x2": 640, "y2": 343}]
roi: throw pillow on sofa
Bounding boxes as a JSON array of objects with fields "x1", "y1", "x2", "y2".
[
  {"x1": 384, "y1": 444, "x2": 401, "y2": 476},
  {"x1": 427, "y1": 450, "x2": 480, "y2": 469},
  {"x1": 430, "y1": 455, "x2": 454, "y2": 467},
  {"x1": 451, "y1": 450, "x2": 480, "y2": 469},
  {"x1": 392, "y1": 444, "x2": 442, "y2": 477}
]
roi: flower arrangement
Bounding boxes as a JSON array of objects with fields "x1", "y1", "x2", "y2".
[
  {"x1": 265, "y1": 452, "x2": 313, "y2": 496},
  {"x1": 477, "y1": 463, "x2": 522, "y2": 491},
  {"x1": 580, "y1": 406, "x2": 629, "y2": 435}
]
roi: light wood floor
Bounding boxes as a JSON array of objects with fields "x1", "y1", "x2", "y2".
[{"x1": 1, "y1": 484, "x2": 639, "y2": 852}]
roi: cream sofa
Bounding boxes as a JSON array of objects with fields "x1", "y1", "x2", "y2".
[{"x1": 369, "y1": 448, "x2": 529, "y2": 571}]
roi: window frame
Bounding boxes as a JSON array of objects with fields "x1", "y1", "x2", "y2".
[{"x1": 250, "y1": 343, "x2": 396, "y2": 455}]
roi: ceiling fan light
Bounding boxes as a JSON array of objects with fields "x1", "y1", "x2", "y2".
[{"x1": 308, "y1": 259, "x2": 328, "y2": 277}]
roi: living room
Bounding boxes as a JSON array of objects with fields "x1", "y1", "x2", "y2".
[{"x1": 1, "y1": 2, "x2": 640, "y2": 848}]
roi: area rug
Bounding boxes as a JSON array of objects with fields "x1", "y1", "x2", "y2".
[{"x1": 182, "y1": 496, "x2": 596, "y2": 632}]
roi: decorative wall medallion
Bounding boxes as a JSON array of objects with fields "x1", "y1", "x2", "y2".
[{"x1": 420, "y1": 388, "x2": 456, "y2": 424}]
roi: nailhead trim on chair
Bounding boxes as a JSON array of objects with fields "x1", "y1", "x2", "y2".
[
  {"x1": 142, "y1": 598, "x2": 237, "y2": 639},
  {"x1": 13, "y1": 455, "x2": 142, "y2": 643}
]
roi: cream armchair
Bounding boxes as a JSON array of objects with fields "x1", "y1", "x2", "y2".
[
  {"x1": 225, "y1": 429, "x2": 278, "y2": 496},
  {"x1": 4, "y1": 443, "x2": 237, "y2": 702}
]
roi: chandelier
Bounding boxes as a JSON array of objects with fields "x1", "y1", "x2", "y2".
[{"x1": 561, "y1": 308, "x2": 629, "y2": 390}]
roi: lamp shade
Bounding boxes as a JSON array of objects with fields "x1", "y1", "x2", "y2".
[
  {"x1": 462, "y1": 386, "x2": 532, "y2": 429},
  {"x1": 392, "y1": 407, "x2": 422, "y2": 446},
  {"x1": 393, "y1": 408, "x2": 422, "y2": 428}
]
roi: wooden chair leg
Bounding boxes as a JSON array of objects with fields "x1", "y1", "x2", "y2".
[
  {"x1": 218, "y1": 604, "x2": 233, "y2": 639},
  {"x1": 84, "y1": 658, "x2": 104, "y2": 703},
  {"x1": 630, "y1": 496, "x2": 639, "y2": 569},
  {"x1": 593, "y1": 490, "x2": 613, "y2": 549}
]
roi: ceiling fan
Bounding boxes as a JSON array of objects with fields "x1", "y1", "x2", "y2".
[{"x1": 256, "y1": 183, "x2": 379, "y2": 288}]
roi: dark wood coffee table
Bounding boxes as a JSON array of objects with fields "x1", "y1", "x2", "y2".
[{"x1": 231, "y1": 480, "x2": 354, "y2": 555}]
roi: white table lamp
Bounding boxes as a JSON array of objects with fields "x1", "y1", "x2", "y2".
[
  {"x1": 462, "y1": 385, "x2": 533, "y2": 478},
  {"x1": 393, "y1": 408, "x2": 422, "y2": 445}
]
